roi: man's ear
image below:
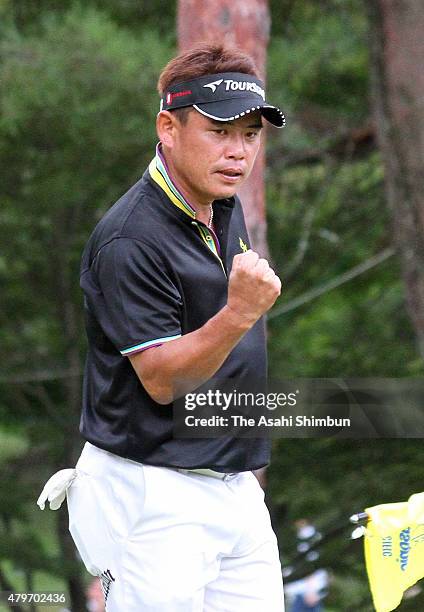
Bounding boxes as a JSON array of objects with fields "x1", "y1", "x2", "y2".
[{"x1": 156, "y1": 111, "x2": 178, "y2": 148}]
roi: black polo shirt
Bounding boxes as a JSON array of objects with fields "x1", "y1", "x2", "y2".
[{"x1": 79, "y1": 145, "x2": 270, "y2": 471}]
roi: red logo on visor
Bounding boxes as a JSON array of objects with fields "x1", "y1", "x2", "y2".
[{"x1": 166, "y1": 90, "x2": 192, "y2": 105}]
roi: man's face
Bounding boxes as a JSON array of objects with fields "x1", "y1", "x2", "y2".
[{"x1": 160, "y1": 109, "x2": 263, "y2": 206}]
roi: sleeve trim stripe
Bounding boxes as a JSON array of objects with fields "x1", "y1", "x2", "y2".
[{"x1": 120, "y1": 334, "x2": 182, "y2": 355}]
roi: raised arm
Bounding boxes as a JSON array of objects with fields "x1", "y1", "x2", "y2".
[{"x1": 129, "y1": 250, "x2": 281, "y2": 404}]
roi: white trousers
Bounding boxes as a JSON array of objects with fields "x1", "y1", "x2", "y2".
[{"x1": 67, "y1": 443, "x2": 284, "y2": 611}]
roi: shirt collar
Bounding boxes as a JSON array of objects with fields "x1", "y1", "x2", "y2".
[{"x1": 148, "y1": 143, "x2": 197, "y2": 220}]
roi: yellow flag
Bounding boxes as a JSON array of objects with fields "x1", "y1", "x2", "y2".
[{"x1": 364, "y1": 492, "x2": 424, "y2": 611}]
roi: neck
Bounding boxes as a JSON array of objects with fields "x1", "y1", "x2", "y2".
[{"x1": 159, "y1": 145, "x2": 212, "y2": 225}]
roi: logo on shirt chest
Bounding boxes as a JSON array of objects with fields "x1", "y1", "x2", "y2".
[{"x1": 239, "y1": 237, "x2": 248, "y2": 253}]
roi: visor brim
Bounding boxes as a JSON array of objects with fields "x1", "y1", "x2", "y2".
[{"x1": 192, "y1": 99, "x2": 285, "y2": 128}]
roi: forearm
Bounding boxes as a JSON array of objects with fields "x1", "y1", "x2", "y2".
[{"x1": 130, "y1": 305, "x2": 255, "y2": 404}]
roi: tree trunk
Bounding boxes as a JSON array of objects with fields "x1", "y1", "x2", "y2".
[
  {"x1": 368, "y1": 0, "x2": 424, "y2": 359},
  {"x1": 177, "y1": 0, "x2": 271, "y2": 256}
]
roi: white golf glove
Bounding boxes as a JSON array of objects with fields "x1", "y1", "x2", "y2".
[{"x1": 37, "y1": 468, "x2": 77, "y2": 510}]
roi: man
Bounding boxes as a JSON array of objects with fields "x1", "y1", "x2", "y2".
[{"x1": 38, "y1": 43, "x2": 285, "y2": 611}]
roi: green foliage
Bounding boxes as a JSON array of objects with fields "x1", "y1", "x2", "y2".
[
  {"x1": 264, "y1": 2, "x2": 424, "y2": 609},
  {"x1": 268, "y1": 0, "x2": 369, "y2": 122},
  {"x1": 1, "y1": 0, "x2": 177, "y2": 37},
  {"x1": 266, "y1": 153, "x2": 420, "y2": 377},
  {"x1": 0, "y1": 4, "x2": 172, "y2": 601},
  {"x1": 0, "y1": 1, "x2": 423, "y2": 610},
  {"x1": 1, "y1": 6, "x2": 172, "y2": 371},
  {"x1": 266, "y1": 3, "x2": 422, "y2": 378}
]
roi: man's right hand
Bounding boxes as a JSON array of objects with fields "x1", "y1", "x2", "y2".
[{"x1": 226, "y1": 250, "x2": 282, "y2": 325}]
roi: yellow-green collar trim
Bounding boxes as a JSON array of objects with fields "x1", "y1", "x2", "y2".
[
  {"x1": 148, "y1": 146, "x2": 196, "y2": 219},
  {"x1": 148, "y1": 146, "x2": 226, "y2": 276}
]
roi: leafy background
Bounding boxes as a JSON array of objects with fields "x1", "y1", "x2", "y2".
[{"x1": 0, "y1": 1, "x2": 423, "y2": 610}]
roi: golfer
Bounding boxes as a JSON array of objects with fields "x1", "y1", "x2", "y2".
[{"x1": 38, "y1": 43, "x2": 285, "y2": 611}]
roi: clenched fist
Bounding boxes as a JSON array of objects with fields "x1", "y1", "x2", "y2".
[{"x1": 227, "y1": 250, "x2": 282, "y2": 325}]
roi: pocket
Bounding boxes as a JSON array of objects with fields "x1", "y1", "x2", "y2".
[
  {"x1": 247, "y1": 471, "x2": 266, "y2": 499},
  {"x1": 67, "y1": 471, "x2": 114, "y2": 576},
  {"x1": 106, "y1": 459, "x2": 148, "y2": 539}
]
